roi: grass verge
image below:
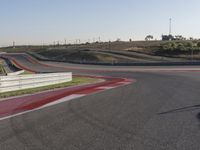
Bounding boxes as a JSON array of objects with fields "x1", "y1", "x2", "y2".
[
  {"x1": 0, "y1": 65, "x2": 6, "y2": 74},
  {"x1": 0, "y1": 65, "x2": 3, "y2": 74},
  {"x1": 0, "y1": 59, "x2": 5, "y2": 74},
  {"x1": 0, "y1": 77, "x2": 98, "y2": 99}
]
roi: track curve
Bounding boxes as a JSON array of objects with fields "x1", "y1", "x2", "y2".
[{"x1": 0, "y1": 53, "x2": 200, "y2": 150}]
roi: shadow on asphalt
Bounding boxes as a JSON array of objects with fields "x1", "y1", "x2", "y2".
[
  {"x1": 197, "y1": 112, "x2": 200, "y2": 121},
  {"x1": 158, "y1": 104, "x2": 200, "y2": 115}
]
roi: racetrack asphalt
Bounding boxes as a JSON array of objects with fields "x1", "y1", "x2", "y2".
[{"x1": 0, "y1": 53, "x2": 200, "y2": 150}]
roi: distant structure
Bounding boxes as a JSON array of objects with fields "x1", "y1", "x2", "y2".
[
  {"x1": 162, "y1": 34, "x2": 186, "y2": 41},
  {"x1": 162, "y1": 18, "x2": 185, "y2": 41},
  {"x1": 169, "y1": 18, "x2": 172, "y2": 35},
  {"x1": 64, "y1": 39, "x2": 67, "y2": 45},
  {"x1": 13, "y1": 41, "x2": 15, "y2": 49},
  {"x1": 162, "y1": 34, "x2": 174, "y2": 41}
]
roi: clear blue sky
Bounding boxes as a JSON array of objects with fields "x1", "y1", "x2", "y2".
[{"x1": 1, "y1": 0, "x2": 200, "y2": 46}]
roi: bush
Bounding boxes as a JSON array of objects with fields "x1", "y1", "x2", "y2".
[
  {"x1": 184, "y1": 42, "x2": 193, "y2": 48},
  {"x1": 176, "y1": 43, "x2": 186, "y2": 51},
  {"x1": 162, "y1": 41, "x2": 196, "y2": 51},
  {"x1": 169, "y1": 42, "x2": 177, "y2": 50},
  {"x1": 161, "y1": 42, "x2": 176, "y2": 51}
]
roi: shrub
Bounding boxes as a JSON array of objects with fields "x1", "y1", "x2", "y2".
[
  {"x1": 170, "y1": 42, "x2": 177, "y2": 50},
  {"x1": 159, "y1": 41, "x2": 198, "y2": 53},
  {"x1": 176, "y1": 43, "x2": 186, "y2": 51},
  {"x1": 184, "y1": 42, "x2": 193, "y2": 48}
]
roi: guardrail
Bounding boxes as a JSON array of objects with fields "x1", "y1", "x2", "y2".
[{"x1": 0, "y1": 72, "x2": 72, "y2": 93}]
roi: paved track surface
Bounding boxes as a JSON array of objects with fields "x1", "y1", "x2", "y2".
[{"x1": 0, "y1": 54, "x2": 200, "y2": 150}]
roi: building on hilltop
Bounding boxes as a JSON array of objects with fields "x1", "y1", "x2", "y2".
[
  {"x1": 162, "y1": 34, "x2": 186, "y2": 41},
  {"x1": 162, "y1": 34, "x2": 174, "y2": 41}
]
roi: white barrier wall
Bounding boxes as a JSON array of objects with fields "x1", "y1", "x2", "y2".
[
  {"x1": 6, "y1": 70, "x2": 25, "y2": 76},
  {"x1": 0, "y1": 72, "x2": 72, "y2": 93}
]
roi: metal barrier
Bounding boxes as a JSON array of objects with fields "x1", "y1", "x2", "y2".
[{"x1": 0, "y1": 72, "x2": 72, "y2": 93}]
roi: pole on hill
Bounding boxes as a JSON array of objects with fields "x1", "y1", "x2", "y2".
[
  {"x1": 169, "y1": 18, "x2": 172, "y2": 35},
  {"x1": 13, "y1": 41, "x2": 15, "y2": 49}
]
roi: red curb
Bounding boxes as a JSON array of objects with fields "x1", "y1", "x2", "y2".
[
  {"x1": 0, "y1": 54, "x2": 135, "y2": 119},
  {"x1": 0, "y1": 77, "x2": 134, "y2": 118}
]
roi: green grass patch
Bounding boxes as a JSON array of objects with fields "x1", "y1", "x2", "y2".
[
  {"x1": 0, "y1": 65, "x2": 3, "y2": 74},
  {"x1": 0, "y1": 60, "x2": 4, "y2": 74},
  {"x1": 0, "y1": 77, "x2": 98, "y2": 99},
  {"x1": 0, "y1": 65, "x2": 6, "y2": 74}
]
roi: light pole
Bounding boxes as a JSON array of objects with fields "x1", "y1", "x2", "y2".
[
  {"x1": 13, "y1": 41, "x2": 15, "y2": 49},
  {"x1": 169, "y1": 18, "x2": 172, "y2": 35},
  {"x1": 108, "y1": 40, "x2": 111, "y2": 50},
  {"x1": 191, "y1": 48, "x2": 194, "y2": 62},
  {"x1": 64, "y1": 39, "x2": 67, "y2": 45}
]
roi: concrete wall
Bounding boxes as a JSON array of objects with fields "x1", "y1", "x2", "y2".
[{"x1": 0, "y1": 72, "x2": 72, "y2": 93}]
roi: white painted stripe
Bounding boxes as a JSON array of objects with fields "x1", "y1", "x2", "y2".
[
  {"x1": 0, "y1": 108, "x2": 42, "y2": 121},
  {"x1": 117, "y1": 82, "x2": 132, "y2": 84},
  {"x1": 96, "y1": 82, "x2": 133, "y2": 90},
  {"x1": 40, "y1": 94, "x2": 85, "y2": 108},
  {"x1": 0, "y1": 94, "x2": 85, "y2": 121},
  {"x1": 96, "y1": 86, "x2": 115, "y2": 90}
]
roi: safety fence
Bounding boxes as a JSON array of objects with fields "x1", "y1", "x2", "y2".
[{"x1": 0, "y1": 72, "x2": 72, "y2": 93}]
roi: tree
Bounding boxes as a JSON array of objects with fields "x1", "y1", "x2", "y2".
[
  {"x1": 189, "y1": 37, "x2": 194, "y2": 41},
  {"x1": 116, "y1": 38, "x2": 121, "y2": 42},
  {"x1": 145, "y1": 35, "x2": 154, "y2": 41}
]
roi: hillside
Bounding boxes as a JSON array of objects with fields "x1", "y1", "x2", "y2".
[{"x1": 1, "y1": 40, "x2": 200, "y2": 63}]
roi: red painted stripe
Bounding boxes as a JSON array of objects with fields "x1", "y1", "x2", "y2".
[
  {"x1": 12, "y1": 59, "x2": 36, "y2": 73},
  {"x1": 24, "y1": 54, "x2": 51, "y2": 67}
]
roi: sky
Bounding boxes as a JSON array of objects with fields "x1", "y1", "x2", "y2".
[{"x1": 0, "y1": 0, "x2": 200, "y2": 46}]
